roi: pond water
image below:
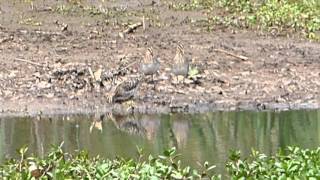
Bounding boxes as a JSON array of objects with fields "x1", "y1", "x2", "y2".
[{"x1": 0, "y1": 110, "x2": 320, "y2": 174}]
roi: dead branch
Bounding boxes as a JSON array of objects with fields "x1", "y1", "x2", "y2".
[
  {"x1": 213, "y1": 49, "x2": 249, "y2": 61},
  {"x1": 87, "y1": 67, "x2": 95, "y2": 80},
  {"x1": 123, "y1": 22, "x2": 143, "y2": 34},
  {"x1": 142, "y1": 16, "x2": 146, "y2": 31},
  {"x1": 14, "y1": 58, "x2": 44, "y2": 67},
  {"x1": 117, "y1": 60, "x2": 139, "y2": 73}
]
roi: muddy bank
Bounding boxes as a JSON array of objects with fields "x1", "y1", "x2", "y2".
[
  {"x1": 0, "y1": 1, "x2": 319, "y2": 116},
  {"x1": 1, "y1": 98, "x2": 319, "y2": 117}
]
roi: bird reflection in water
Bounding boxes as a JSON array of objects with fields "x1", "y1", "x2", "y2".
[
  {"x1": 106, "y1": 113, "x2": 160, "y2": 141},
  {"x1": 139, "y1": 115, "x2": 161, "y2": 141},
  {"x1": 107, "y1": 113, "x2": 146, "y2": 136},
  {"x1": 90, "y1": 113, "x2": 105, "y2": 133},
  {"x1": 90, "y1": 113, "x2": 189, "y2": 149},
  {"x1": 172, "y1": 120, "x2": 190, "y2": 148}
]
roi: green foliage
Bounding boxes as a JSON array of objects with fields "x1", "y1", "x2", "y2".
[
  {"x1": 188, "y1": 66, "x2": 200, "y2": 78},
  {"x1": 171, "y1": 0, "x2": 320, "y2": 40},
  {"x1": 2, "y1": 145, "x2": 320, "y2": 179},
  {"x1": 0, "y1": 146, "x2": 219, "y2": 179},
  {"x1": 226, "y1": 146, "x2": 320, "y2": 179},
  {"x1": 168, "y1": 0, "x2": 209, "y2": 11},
  {"x1": 217, "y1": 0, "x2": 255, "y2": 13},
  {"x1": 255, "y1": 1, "x2": 320, "y2": 33},
  {"x1": 19, "y1": 17, "x2": 42, "y2": 26}
]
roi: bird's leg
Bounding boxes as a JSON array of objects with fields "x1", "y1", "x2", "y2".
[
  {"x1": 152, "y1": 74, "x2": 156, "y2": 90},
  {"x1": 147, "y1": 75, "x2": 151, "y2": 84}
]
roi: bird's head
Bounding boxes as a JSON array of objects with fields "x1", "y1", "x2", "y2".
[
  {"x1": 176, "y1": 43, "x2": 184, "y2": 55},
  {"x1": 174, "y1": 43, "x2": 185, "y2": 64},
  {"x1": 143, "y1": 47, "x2": 154, "y2": 63}
]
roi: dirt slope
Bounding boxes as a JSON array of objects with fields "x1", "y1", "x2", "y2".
[{"x1": 0, "y1": 0, "x2": 319, "y2": 116}]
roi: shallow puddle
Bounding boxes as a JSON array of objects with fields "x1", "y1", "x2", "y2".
[{"x1": 0, "y1": 110, "x2": 319, "y2": 174}]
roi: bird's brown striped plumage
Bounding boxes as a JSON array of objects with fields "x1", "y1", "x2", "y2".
[
  {"x1": 143, "y1": 48, "x2": 154, "y2": 64},
  {"x1": 174, "y1": 44, "x2": 185, "y2": 64},
  {"x1": 107, "y1": 76, "x2": 140, "y2": 103},
  {"x1": 140, "y1": 47, "x2": 160, "y2": 82},
  {"x1": 172, "y1": 43, "x2": 189, "y2": 78}
]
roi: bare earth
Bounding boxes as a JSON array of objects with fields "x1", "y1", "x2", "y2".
[{"x1": 0, "y1": 1, "x2": 319, "y2": 116}]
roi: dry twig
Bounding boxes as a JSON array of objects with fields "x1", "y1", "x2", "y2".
[
  {"x1": 123, "y1": 22, "x2": 143, "y2": 34},
  {"x1": 117, "y1": 60, "x2": 139, "y2": 73},
  {"x1": 87, "y1": 67, "x2": 95, "y2": 80},
  {"x1": 14, "y1": 58, "x2": 44, "y2": 67},
  {"x1": 213, "y1": 49, "x2": 249, "y2": 61},
  {"x1": 142, "y1": 16, "x2": 146, "y2": 31}
]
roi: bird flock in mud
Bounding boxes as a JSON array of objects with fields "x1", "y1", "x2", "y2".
[{"x1": 107, "y1": 42, "x2": 190, "y2": 105}]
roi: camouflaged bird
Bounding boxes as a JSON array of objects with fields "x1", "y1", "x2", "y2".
[
  {"x1": 107, "y1": 76, "x2": 141, "y2": 103},
  {"x1": 140, "y1": 47, "x2": 160, "y2": 82},
  {"x1": 172, "y1": 43, "x2": 189, "y2": 80}
]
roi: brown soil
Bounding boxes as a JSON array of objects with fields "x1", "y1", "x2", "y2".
[{"x1": 0, "y1": 0, "x2": 319, "y2": 116}]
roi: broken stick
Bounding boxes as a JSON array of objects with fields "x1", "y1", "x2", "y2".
[
  {"x1": 87, "y1": 67, "x2": 95, "y2": 80},
  {"x1": 213, "y1": 49, "x2": 249, "y2": 61},
  {"x1": 117, "y1": 60, "x2": 139, "y2": 73},
  {"x1": 14, "y1": 58, "x2": 44, "y2": 67},
  {"x1": 142, "y1": 16, "x2": 146, "y2": 31},
  {"x1": 123, "y1": 22, "x2": 143, "y2": 34}
]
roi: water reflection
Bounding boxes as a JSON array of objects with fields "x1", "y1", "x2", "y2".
[{"x1": 0, "y1": 110, "x2": 319, "y2": 174}]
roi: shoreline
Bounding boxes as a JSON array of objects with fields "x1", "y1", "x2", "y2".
[{"x1": 1, "y1": 99, "x2": 319, "y2": 117}]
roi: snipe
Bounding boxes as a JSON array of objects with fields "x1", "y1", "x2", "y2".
[
  {"x1": 107, "y1": 76, "x2": 140, "y2": 103},
  {"x1": 140, "y1": 47, "x2": 160, "y2": 83},
  {"x1": 172, "y1": 43, "x2": 189, "y2": 83}
]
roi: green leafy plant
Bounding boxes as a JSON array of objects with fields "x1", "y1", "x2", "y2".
[
  {"x1": 2, "y1": 145, "x2": 320, "y2": 179},
  {"x1": 19, "y1": 17, "x2": 42, "y2": 26},
  {"x1": 169, "y1": 0, "x2": 320, "y2": 40},
  {"x1": 0, "y1": 145, "x2": 219, "y2": 179},
  {"x1": 226, "y1": 146, "x2": 320, "y2": 179},
  {"x1": 188, "y1": 66, "x2": 200, "y2": 78}
]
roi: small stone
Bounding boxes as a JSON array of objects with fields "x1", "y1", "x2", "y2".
[
  {"x1": 37, "y1": 81, "x2": 51, "y2": 89},
  {"x1": 118, "y1": 32, "x2": 125, "y2": 39},
  {"x1": 184, "y1": 78, "x2": 193, "y2": 84}
]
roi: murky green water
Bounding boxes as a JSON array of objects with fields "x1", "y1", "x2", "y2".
[{"x1": 0, "y1": 110, "x2": 320, "y2": 174}]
